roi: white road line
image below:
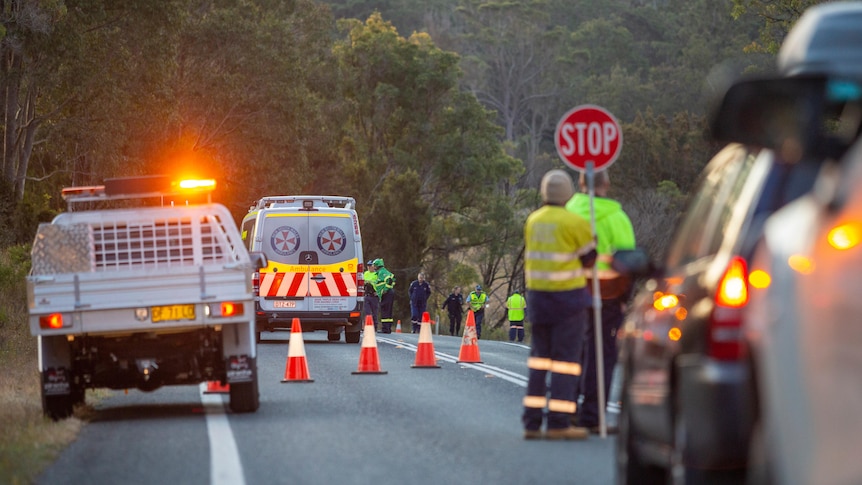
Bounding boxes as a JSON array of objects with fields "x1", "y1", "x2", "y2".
[{"x1": 199, "y1": 383, "x2": 246, "y2": 485}]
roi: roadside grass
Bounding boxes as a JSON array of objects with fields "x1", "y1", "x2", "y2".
[{"x1": 0, "y1": 245, "x2": 84, "y2": 485}]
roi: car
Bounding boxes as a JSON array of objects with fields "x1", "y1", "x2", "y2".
[
  {"x1": 615, "y1": 4, "x2": 862, "y2": 484},
  {"x1": 741, "y1": 4, "x2": 862, "y2": 485},
  {"x1": 241, "y1": 195, "x2": 365, "y2": 344}
]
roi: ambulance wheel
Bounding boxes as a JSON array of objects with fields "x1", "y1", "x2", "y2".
[
  {"x1": 345, "y1": 329, "x2": 361, "y2": 344},
  {"x1": 327, "y1": 331, "x2": 341, "y2": 342}
]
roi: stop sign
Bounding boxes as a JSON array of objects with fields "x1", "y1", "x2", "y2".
[{"x1": 554, "y1": 104, "x2": 622, "y2": 172}]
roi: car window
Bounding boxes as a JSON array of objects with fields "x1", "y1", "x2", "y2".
[{"x1": 665, "y1": 145, "x2": 758, "y2": 268}]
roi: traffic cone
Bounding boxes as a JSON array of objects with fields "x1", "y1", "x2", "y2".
[
  {"x1": 395, "y1": 320, "x2": 402, "y2": 333},
  {"x1": 412, "y1": 312, "x2": 440, "y2": 368},
  {"x1": 457, "y1": 310, "x2": 483, "y2": 363},
  {"x1": 203, "y1": 380, "x2": 230, "y2": 393},
  {"x1": 282, "y1": 318, "x2": 314, "y2": 383},
  {"x1": 352, "y1": 315, "x2": 388, "y2": 375}
]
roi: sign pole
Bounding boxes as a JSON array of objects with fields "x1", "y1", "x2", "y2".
[{"x1": 586, "y1": 162, "x2": 607, "y2": 439}]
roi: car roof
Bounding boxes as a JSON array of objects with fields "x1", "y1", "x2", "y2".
[{"x1": 778, "y1": 3, "x2": 862, "y2": 79}]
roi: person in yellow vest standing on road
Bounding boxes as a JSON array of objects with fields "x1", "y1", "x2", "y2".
[
  {"x1": 522, "y1": 169, "x2": 596, "y2": 440},
  {"x1": 467, "y1": 285, "x2": 488, "y2": 339},
  {"x1": 507, "y1": 291, "x2": 527, "y2": 342}
]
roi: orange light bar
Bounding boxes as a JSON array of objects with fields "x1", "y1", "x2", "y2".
[
  {"x1": 61, "y1": 185, "x2": 106, "y2": 199},
  {"x1": 39, "y1": 313, "x2": 64, "y2": 329},
  {"x1": 177, "y1": 179, "x2": 216, "y2": 190}
]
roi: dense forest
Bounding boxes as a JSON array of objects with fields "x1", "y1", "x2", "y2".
[{"x1": 0, "y1": 0, "x2": 826, "y2": 318}]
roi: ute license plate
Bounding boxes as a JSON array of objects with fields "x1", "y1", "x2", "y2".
[
  {"x1": 273, "y1": 300, "x2": 297, "y2": 308},
  {"x1": 152, "y1": 304, "x2": 196, "y2": 323}
]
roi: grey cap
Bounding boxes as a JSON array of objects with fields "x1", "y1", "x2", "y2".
[{"x1": 540, "y1": 169, "x2": 575, "y2": 205}]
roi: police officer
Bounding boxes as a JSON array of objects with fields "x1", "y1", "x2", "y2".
[
  {"x1": 363, "y1": 260, "x2": 380, "y2": 332},
  {"x1": 408, "y1": 272, "x2": 431, "y2": 333},
  {"x1": 467, "y1": 285, "x2": 488, "y2": 339},
  {"x1": 441, "y1": 286, "x2": 464, "y2": 336},
  {"x1": 372, "y1": 258, "x2": 396, "y2": 333},
  {"x1": 522, "y1": 169, "x2": 596, "y2": 440},
  {"x1": 566, "y1": 170, "x2": 635, "y2": 434}
]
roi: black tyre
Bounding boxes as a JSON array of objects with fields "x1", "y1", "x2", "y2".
[
  {"x1": 616, "y1": 379, "x2": 666, "y2": 484},
  {"x1": 229, "y1": 360, "x2": 260, "y2": 413},
  {"x1": 345, "y1": 330, "x2": 361, "y2": 344},
  {"x1": 327, "y1": 331, "x2": 341, "y2": 342},
  {"x1": 42, "y1": 387, "x2": 74, "y2": 421}
]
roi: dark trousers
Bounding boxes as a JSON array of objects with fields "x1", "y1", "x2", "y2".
[
  {"x1": 509, "y1": 321, "x2": 524, "y2": 342},
  {"x1": 380, "y1": 290, "x2": 395, "y2": 333},
  {"x1": 522, "y1": 289, "x2": 589, "y2": 431},
  {"x1": 365, "y1": 294, "x2": 380, "y2": 331},
  {"x1": 474, "y1": 310, "x2": 484, "y2": 339},
  {"x1": 410, "y1": 302, "x2": 427, "y2": 333},
  {"x1": 576, "y1": 299, "x2": 623, "y2": 428},
  {"x1": 448, "y1": 312, "x2": 462, "y2": 336}
]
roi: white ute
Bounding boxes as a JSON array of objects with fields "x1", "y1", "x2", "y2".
[{"x1": 27, "y1": 176, "x2": 266, "y2": 419}]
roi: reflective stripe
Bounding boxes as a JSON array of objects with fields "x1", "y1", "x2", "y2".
[
  {"x1": 525, "y1": 268, "x2": 586, "y2": 282},
  {"x1": 523, "y1": 395, "x2": 547, "y2": 409},
  {"x1": 550, "y1": 361, "x2": 582, "y2": 376},
  {"x1": 597, "y1": 254, "x2": 614, "y2": 264},
  {"x1": 525, "y1": 241, "x2": 596, "y2": 263},
  {"x1": 548, "y1": 399, "x2": 577, "y2": 414},
  {"x1": 527, "y1": 357, "x2": 552, "y2": 370},
  {"x1": 583, "y1": 268, "x2": 622, "y2": 280}
]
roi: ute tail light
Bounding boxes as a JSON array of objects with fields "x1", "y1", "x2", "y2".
[
  {"x1": 220, "y1": 302, "x2": 244, "y2": 317},
  {"x1": 357, "y1": 262, "x2": 365, "y2": 297},
  {"x1": 39, "y1": 313, "x2": 65, "y2": 329},
  {"x1": 708, "y1": 256, "x2": 748, "y2": 360}
]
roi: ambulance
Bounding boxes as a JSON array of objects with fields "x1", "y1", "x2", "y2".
[{"x1": 241, "y1": 196, "x2": 365, "y2": 343}]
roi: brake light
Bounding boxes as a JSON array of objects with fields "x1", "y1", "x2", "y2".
[
  {"x1": 220, "y1": 302, "x2": 244, "y2": 317},
  {"x1": 708, "y1": 256, "x2": 748, "y2": 360},
  {"x1": 828, "y1": 222, "x2": 862, "y2": 250},
  {"x1": 39, "y1": 313, "x2": 64, "y2": 329}
]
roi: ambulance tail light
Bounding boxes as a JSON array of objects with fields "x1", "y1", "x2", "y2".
[
  {"x1": 357, "y1": 262, "x2": 365, "y2": 297},
  {"x1": 252, "y1": 272, "x2": 260, "y2": 296},
  {"x1": 39, "y1": 313, "x2": 66, "y2": 329},
  {"x1": 708, "y1": 256, "x2": 748, "y2": 361}
]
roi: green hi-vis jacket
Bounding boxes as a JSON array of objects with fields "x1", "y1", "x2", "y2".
[{"x1": 565, "y1": 193, "x2": 636, "y2": 270}]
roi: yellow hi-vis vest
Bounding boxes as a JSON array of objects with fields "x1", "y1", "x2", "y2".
[{"x1": 524, "y1": 205, "x2": 595, "y2": 292}]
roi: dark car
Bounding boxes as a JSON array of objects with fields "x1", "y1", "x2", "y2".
[{"x1": 615, "y1": 4, "x2": 862, "y2": 484}]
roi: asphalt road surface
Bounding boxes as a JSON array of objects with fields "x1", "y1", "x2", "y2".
[{"x1": 36, "y1": 330, "x2": 618, "y2": 485}]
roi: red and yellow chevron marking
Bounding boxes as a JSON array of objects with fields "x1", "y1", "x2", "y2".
[{"x1": 259, "y1": 263, "x2": 358, "y2": 298}]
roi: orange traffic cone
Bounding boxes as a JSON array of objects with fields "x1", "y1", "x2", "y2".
[
  {"x1": 412, "y1": 312, "x2": 440, "y2": 368},
  {"x1": 395, "y1": 320, "x2": 402, "y2": 333},
  {"x1": 457, "y1": 310, "x2": 483, "y2": 363},
  {"x1": 352, "y1": 315, "x2": 388, "y2": 375},
  {"x1": 282, "y1": 318, "x2": 314, "y2": 383},
  {"x1": 203, "y1": 380, "x2": 230, "y2": 394}
]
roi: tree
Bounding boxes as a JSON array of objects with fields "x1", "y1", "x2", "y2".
[{"x1": 331, "y1": 12, "x2": 521, "y2": 312}]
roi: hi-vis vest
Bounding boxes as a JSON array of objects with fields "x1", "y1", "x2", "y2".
[
  {"x1": 469, "y1": 291, "x2": 487, "y2": 312},
  {"x1": 524, "y1": 205, "x2": 595, "y2": 292},
  {"x1": 507, "y1": 293, "x2": 526, "y2": 321}
]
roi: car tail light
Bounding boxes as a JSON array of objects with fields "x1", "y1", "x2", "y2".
[
  {"x1": 39, "y1": 313, "x2": 64, "y2": 329},
  {"x1": 357, "y1": 262, "x2": 365, "y2": 297},
  {"x1": 708, "y1": 256, "x2": 748, "y2": 360}
]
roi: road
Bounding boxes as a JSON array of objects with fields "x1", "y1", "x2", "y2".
[{"x1": 36, "y1": 330, "x2": 618, "y2": 485}]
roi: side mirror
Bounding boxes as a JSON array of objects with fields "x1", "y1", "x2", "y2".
[
  {"x1": 710, "y1": 75, "x2": 829, "y2": 159},
  {"x1": 249, "y1": 252, "x2": 268, "y2": 270},
  {"x1": 612, "y1": 248, "x2": 653, "y2": 277}
]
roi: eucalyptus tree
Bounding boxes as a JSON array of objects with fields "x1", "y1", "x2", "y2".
[{"x1": 331, "y1": 13, "x2": 521, "y2": 310}]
